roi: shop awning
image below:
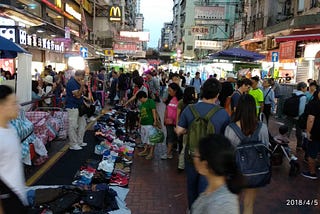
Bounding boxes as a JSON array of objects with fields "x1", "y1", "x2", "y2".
[
  {"x1": 0, "y1": 36, "x2": 28, "y2": 58},
  {"x1": 209, "y1": 48, "x2": 265, "y2": 62},
  {"x1": 275, "y1": 33, "x2": 320, "y2": 43}
]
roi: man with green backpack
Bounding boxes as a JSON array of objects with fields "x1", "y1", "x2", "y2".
[{"x1": 175, "y1": 78, "x2": 230, "y2": 209}]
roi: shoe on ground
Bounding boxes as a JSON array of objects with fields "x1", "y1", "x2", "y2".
[
  {"x1": 301, "y1": 171, "x2": 317, "y2": 179},
  {"x1": 290, "y1": 155, "x2": 298, "y2": 161},
  {"x1": 69, "y1": 145, "x2": 83, "y2": 150},
  {"x1": 161, "y1": 154, "x2": 173, "y2": 160},
  {"x1": 145, "y1": 154, "x2": 153, "y2": 160},
  {"x1": 138, "y1": 150, "x2": 148, "y2": 157},
  {"x1": 79, "y1": 142, "x2": 87, "y2": 147}
]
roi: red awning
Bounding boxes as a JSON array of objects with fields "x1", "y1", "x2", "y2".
[{"x1": 275, "y1": 34, "x2": 320, "y2": 42}]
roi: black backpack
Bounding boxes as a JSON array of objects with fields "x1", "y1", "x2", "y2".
[
  {"x1": 229, "y1": 122, "x2": 271, "y2": 188},
  {"x1": 283, "y1": 94, "x2": 305, "y2": 117}
]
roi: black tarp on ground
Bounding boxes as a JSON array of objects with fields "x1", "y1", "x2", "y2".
[{"x1": 34, "y1": 130, "x2": 100, "y2": 185}]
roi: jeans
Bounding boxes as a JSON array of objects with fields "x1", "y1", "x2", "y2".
[
  {"x1": 185, "y1": 161, "x2": 208, "y2": 209},
  {"x1": 67, "y1": 108, "x2": 86, "y2": 147}
]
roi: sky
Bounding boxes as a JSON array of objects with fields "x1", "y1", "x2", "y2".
[{"x1": 140, "y1": 0, "x2": 173, "y2": 48}]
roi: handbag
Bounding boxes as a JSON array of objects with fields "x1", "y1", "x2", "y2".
[
  {"x1": 79, "y1": 103, "x2": 95, "y2": 117},
  {"x1": 149, "y1": 127, "x2": 164, "y2": 144}
]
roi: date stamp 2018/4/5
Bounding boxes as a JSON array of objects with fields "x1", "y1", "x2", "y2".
[{"x1": 286, "y1": 199, "x2": 319, "y2": 206}]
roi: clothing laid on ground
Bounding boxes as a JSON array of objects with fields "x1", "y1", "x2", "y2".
[
  {"x1": 0, "y1": 124, "x2": 27, "y2": 205},
  {"x1": 191, "y1": 185, "x2": 239, "y2": 214},
  {"x1": 139, "y1": 99, "x2": 156, "y2": 125}
]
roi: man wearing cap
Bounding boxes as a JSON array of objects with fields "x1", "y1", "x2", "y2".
[{"x1": 65, "y1": 70, "x2": 87, "y2": 150}]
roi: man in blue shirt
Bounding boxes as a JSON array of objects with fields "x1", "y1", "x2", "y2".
[
  {"x1": 190, "y1": 72, "x2": 202, "y2": 98},
  {"x1": 175, "y1": 78, "x2": 230, "y2": 209},
  {"x1": 66, "y1": 70, "x2": 87, "y2": 150}
]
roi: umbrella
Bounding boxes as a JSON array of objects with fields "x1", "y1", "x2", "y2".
[
  {"x1": 209, "y1": 48, "x2": 265, "y2": 61},
  {"x1": 0, "y1": 36, "x2": 28, "y2": 58}
]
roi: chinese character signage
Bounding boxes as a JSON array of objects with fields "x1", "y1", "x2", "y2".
[
  {"x1": 194, "y1": 40, "x2": 222, "y2": 50},
  {"x1": 279, "y1": 41, "x2": 296, "y2": 60},
  {"x1": 191, "y1": 26, "x2": 209, "y2": 35}
]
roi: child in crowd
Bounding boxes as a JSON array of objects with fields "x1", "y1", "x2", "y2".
[
  {"x1": 136, "y1": 91, "x2": 157, "y2": 160},
  {"x1": 274, "y1": 125, "x2": 298, "y2": 160}
]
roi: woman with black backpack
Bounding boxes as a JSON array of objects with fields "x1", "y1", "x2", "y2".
[{"x1": 224, "y1": 94, "x2": 270, "y2": 214}]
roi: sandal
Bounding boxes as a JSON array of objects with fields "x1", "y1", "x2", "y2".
[{"x1": 145, "y1": 154, "x2": 153, "y2": 160}]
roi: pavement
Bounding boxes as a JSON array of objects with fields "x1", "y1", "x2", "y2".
[
  {"x1": 26, "y1": 101, "x2": 320, "y2": 213},
  {"x1": 126, "y1": 102, "x2": 320, "y2": 214}
]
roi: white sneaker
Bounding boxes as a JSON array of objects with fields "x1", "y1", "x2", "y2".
[
  {"x1": 79, "y1": 142, "x2": 87, "y2": 147},
  {"x1": 290, "y1": 155, "x2": 298, "y2": 161},
  {"x1": 69, "y1": 145, "x2": 82, "y2": 150},
  {"x1": 161, "y1": 154, "x2": 168, "y2": 160}
]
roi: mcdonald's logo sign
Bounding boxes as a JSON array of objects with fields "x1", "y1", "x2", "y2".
[{"x1": 109, "y1": 6, "x2": 121, "y2": 22}]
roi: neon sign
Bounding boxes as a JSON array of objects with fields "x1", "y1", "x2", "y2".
[{"x1": 65, "y1": 4, "x2": 81, "y2": 21}]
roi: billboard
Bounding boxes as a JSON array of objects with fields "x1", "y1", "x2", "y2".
[
  {"x1": 195, "y1": 40, "x2": 223, "y2": 50},
  {"x1": 120, "y1": 31, "x2": 150, "y2": 42},
  {"x1": 194, "y1": 6, "x2": 225, "y2": 25}
]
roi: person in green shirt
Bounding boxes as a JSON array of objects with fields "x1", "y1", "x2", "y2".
[
  {"x1": 249, "y1": 76, "x2": 264, "y2": 115},
  {"x1": 136, "y1": 91, "x2": 157, "y2": 160}
]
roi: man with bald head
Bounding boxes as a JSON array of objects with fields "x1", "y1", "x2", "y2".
[{"x1": 65, "y1": 70, "x2": 87, "y2": 150}]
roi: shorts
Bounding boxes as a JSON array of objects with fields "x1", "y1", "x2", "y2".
[
  {"x1": 307, "y1": 140, "x2": 320, "y2": 159},
  {"x1": 140, "y1": 125, "x2": 154, "y2": 145},
  {"x1": 166, "y1": 125, "x2": 177, "y2": 145}
]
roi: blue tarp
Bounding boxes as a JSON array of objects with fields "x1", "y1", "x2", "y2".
[
  {"x1": 0, "y1": 36, "x2": 27, "y2": 58},
  {"x1": 209, "y1": 48, "x2": 265, "y2": 61}
]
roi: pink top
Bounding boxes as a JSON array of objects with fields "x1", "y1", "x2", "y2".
[{"x1": 166, "y1": 97, "x2": 179, "y2": 125}]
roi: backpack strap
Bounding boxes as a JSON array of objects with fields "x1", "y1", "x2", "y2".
[
  {"x1": 204, "y1": 106, "x2": 221, "y2": 120},
  {"x1": 189, "y1": 104, "x2": 200, "y2": 119},
  {"x1": 229, "y1": 122, "x2": 263, "y2": 142}
]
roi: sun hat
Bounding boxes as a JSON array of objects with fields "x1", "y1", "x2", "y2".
[
  {"x1": 43, "y1": 75, "x2": 53, "y2": 84},
  {"x1": 226, "y1": 72, "x2": 236, "y2": 79}
]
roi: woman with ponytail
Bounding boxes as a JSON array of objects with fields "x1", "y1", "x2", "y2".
[{"x1": 191, "y1": 134, "x2": 243, "y2": 214}]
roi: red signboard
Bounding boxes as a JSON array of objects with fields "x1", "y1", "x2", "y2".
[
  {"x1": 113, "y1": 43, "x2": 137, "y2": 53},
  {"x1": 279, "y1": 41, "x2": 296, "y2": 60}
]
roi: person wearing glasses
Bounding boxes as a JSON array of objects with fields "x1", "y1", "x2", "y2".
[{"x1": 191, "y1": 134, "x2": 243, "y2": 214}]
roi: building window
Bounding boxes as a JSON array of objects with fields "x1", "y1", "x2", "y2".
[
  {"x1": 298, "y1": 0, "x2": 304, "y2": 12},
  {"x1": 18, "y1": 0, "x2": 41, "y2": 17},
  {"x1": 46, "y1": 8, "x2": 64, "y2": 27}
]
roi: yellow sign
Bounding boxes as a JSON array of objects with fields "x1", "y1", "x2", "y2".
[
  {"x1": 109, "y1": 6, "x2": 121, "y2": 22},
  {"x1": 55, "y1": 0, "x2": 62, "y2": 8},
  {"x1": 104, "y1": 49, "x2": 114, "y2": 56}
]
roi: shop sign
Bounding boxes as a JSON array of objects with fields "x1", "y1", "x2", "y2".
[
  {"x1": 55, "y1": 0, "x2": 62, "y2": 8},
  {"x1": 0, "y1": 27, "x2": 64, "y2": 52},
  {"x1": 194, "y1": 6, "x2": 225, "y2": 20},
  {"x1": 75, "y1": 0, "x2": 93, "y2": 14},
  {"x1": 191, "y1": 26, "x2": 209, "y2": 35},
  {"x1": 113, "y1": 43, "x2": 137, "y2": 54},
  {"x1": 194, "y1": 40, "x2": 222, "y2": 50},
  {"x1": 279, "y1": 41, "x2": 296, "y2": 60},
  {"x1": 114, "y1": 36, "x2": 140, "y2": 43},
  {"x1": 65, "y1": 3, "x2": 81, "y2": 21},
  {"x1": 109, "y1": 6, "x2": 122, "y2": 22}
]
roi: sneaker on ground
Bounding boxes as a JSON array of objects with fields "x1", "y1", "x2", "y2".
[
  {"x1": 301, "y1": 171, "x2": 317, "y2": 179},
  {"x1": 69, "y1": 145, "x2": 83, "y2": 150},
  {"x1": 79, "y1": 142, "x2": 87, "y2": 147},
  {"x1": 290, "y1": 155, "x2": 298, "y2": 161},
  {"x1": 161, "y1": 154, "x2": 173, "y2": 159}
]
